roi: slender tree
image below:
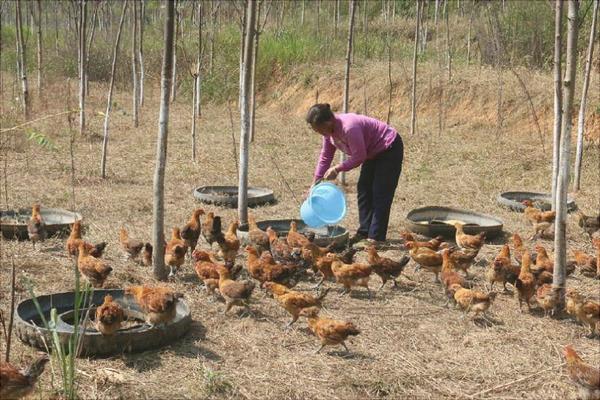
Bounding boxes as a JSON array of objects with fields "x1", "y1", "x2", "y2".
[
  {"x1": 101, "y1": 1, "x2": 128, "y2": 179},
  {"x1": 191, "y1": 0, "x2": 203, "y2": 161},
  {"x1": 444, "y1": 0, "x2": 452, "y2": 81},
  {"x1": 339, "y1": 0, "x2": 357, "y2": 186},
  {"x1": 36, "y1": 0, "x2": 43, "y2": 98},
  {"x1": 410, "y1": 0, "x2": 421, "y2": 135},
  {"x1": 79, "y1": 0, "x2": 87, "y2": 135},
  {"x1": 139, "y1": 0, "x2": 145, "y2": 106},
  {"x1": 238, "y1": 0, "x2": 248, "y2": 110},
  {"x1": 171, "y1": 0, "x2": 179, "y2": 102},
  {"x1": 466, "y1": 0, "x2": 475, "y2": 65},
  {"x1": 15, "y1": 0, "x2": 29, "y2": 119},
  {"x1": 132, "y1": 0, "x2": 139, "y2": 127},
  {"x1": 553, "y1": 0, "x2": 579, "y2": 313},
  {"x1": 551, "y1": 0, "x2": 564, "y2": 210},
  {"x1": 249, "y1": 0, "x2": 272, "y2": 142},
  {"x1": 238, "y1": 0, "x2": 257, "y2": 226},
  {"x1": 573, "y1": 0, "x2": 598, "y2": 191},
  {"x1": 153, "y1": 0, "x2": 176, "y2": 280},
  {"x1": 84, "y1": 2, "x2": 98, "y2": 95},
  {"x1": 301, "y1": 0, "x2": 305, "y2": 27}
]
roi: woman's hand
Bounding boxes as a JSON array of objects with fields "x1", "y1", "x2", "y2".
[{"x1": 323, "y1": 166, "x2": 340, "y2": 180}]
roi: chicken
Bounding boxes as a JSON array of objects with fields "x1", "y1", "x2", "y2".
[
  {"x1": 193, "y1": 250, "x2": 227, "y2": 293},
  {"x1": 486, "y1": 244, "x2": 521, "y2": 292},
  {"x1": 522, "y1": 199, "x2": 556, "y2": 239},
  {"x1": 331, "y1": 257, "x2": 372, "y2": 298},
  {"x1": 245, "y1": 246, "x2": 299, "y2": 287},
  {"x1": 119, "y1": 227, "x2": 144, "y2": 260},
  {"x1": 596, "y1": 238, "x2": 600, "y2": 278},
  {"x1": 77, "y1": 242, "x2": 112, "y2": 288},
  {"x1": 0, "y1": 353, "x2": 49, "y2": 400},
  {"x1": 573, "y1": 249, "x2": 599, "y2": 279},
  {"x1": 201, "y1": 212, "x2": 220, "y2": 245},
  {"x1": 267, "y1": 226, "x2": 299, "y2": 263},
  {"x1": 405, "y1": 241, "x2": 443, "y2": 282},
  {"x1": 216, "y1": 265, "x2": 255, "y2": 314},
  {"x1": 286, "y1": 221, "x2": 310, "y2": 248},
  {"x1": 27, "y1": 204, "x2": 46, "y2": 249},
  {"x1": 400, "y1": 232, "x2": 445, "y2": 250},
  {"x1": 165, "y1": 227, "x2": 187, "y2": 277},
  {"x1": 563, "y1": 345, "x2": 600, "y2": 400},
  {"x1": 535, "y1": 284, "x2": 558, "y2": 317},
  {"x1": 313, "y1": 253, "x2": 337, "y2": 288},
  {"x1": 66, "y1": 220, "x2": 107, "y2": 258},
  {"x1": 565, "y1": 290, "x2": 600, "y2": 337},
  {"x1": 515, "y1": 250, "x2": 536, "y2": 313},
  {"x1": 264, "y1": 282, "x2": 330, "y2": 328},
  {"x1": 447, "y1": 247, "x2": 479, "y2": 277},
  {"x1": 216, "y1": 221, "x2": 241, "y2": 267},
  {"x1": 575, "y1": 211, "x2": 600, "y2": 238},
  {"x1": 181, "y1": 208, "x2": 205, "y2": 256},
  {"x1": 511, "y1": 233, "x2": 528, "y2": 264},
  {"x1": 450, "y1": 284, "x2": 497, "y2": 319},
  {"x1": 95, "y1": 294, "x2": 124, "y2": 335},
  {"x1": 300, "y1": 241, "x2": 336, "y2": 270},
  {"x1": 440, "y1": 249, "x2": 466, "y2": 305},
  {"x1": 124, "y1": 285, "x2": 184, "y2": 327},
  {"x1": 454, "y1": 223, "x2": 485, "y2": 251},
  {"x1": 366, "y1": 245, "x2": 410, "y2": 290},
  {"x1": 338, "y1": 247, "x2": 358, "y2": 264},
  {"x1": 299, "y1": 306, "x2": 360, "y2": 354},
  {"x1": 141, "y1": 242, "x2": 153, "y2": 267},
  {"x1": 247, "y1": 214, "x2": 270, "y2": 254},
  {"x1": 532, "y1": 244, "x2": 576, "y2": 277}
]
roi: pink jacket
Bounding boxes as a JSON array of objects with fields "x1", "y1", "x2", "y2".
[{"x1": 314, "y1": 113, "x2": 398, "y2": 179}]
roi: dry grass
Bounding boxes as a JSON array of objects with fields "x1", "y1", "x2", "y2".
[{"x1": 1, "y1": 63, "x2": 599, "y2": 400}]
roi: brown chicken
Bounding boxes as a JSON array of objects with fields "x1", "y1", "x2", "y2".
[
  {"x1": 0, "y1": 353, "x2": 49, "y2": 400},
  {"x1": 596, "y1": 238, "x2": 600, "y2": 277},
  {"x1": 264, "y1": 282, "x2": 330, "y2": 327},
  {"x1": 486, "y1": 244, "x2": 520, "y2": 292},
  {"x1": 511, "y1": 233, "x2": 528, "y2": 264},
  {"x1": 573, "y1": 249, "x2": 599, "y2": 279},
  {"x1": 515, "y1": 250, "x2": 536, "y2": 313},
  {"x1": 124, "y1": 285, "x2": 184, "y2": 327},
  {"x1": 141, "y1": 242, "x2": 153, "y2": 267},
  {"x1": 95, "y1": 294, "x2": 125, "y2": 335},
  {"x1": 286, "y1": 221, "x2": 311, "y2": 248},
  {"x1": 193, "y1": 250, "x2": 227, "y2": 293},
  {"x1": 313, "y1": 253, "x2": 337, "y2": 288},
  {"x1": 450, "y1": 284, "x2": 497, "y2": 319},
  {"x1": 267, "y1": 226, "x2": 299, "y2": 263},
  {"x1": 331, "y1": 257, "x2": 372, "y2": 298},
  {"x1": 575, "y1": 211, "x2": 600, "y2": 238},
  {"x1": 77, "y1": 242, "x2": 112, "y2": 288},
  {"x1": 216, "y1": 265, "x2": 255, "y2": 314},
  {"x1": 406, "y1": 241, "x2": 443, "y2": 282},
  {"x1": 366, "y1": 246, "x2": 410, "y2": 290},
  {"x1": 440, "y1": 249, "x2": 466, "y2": 304},
  {"x1": 66, "y1": 221, "x2": 107, "y2": 259},
  {"x1": 300, "y1": 241, "x2": 335, "y2": 269},
  {"x1": 447, "y1": 247, "x2": 479, "y2": 277},
  {"x1": 119, "y1": 227, "x2": 144, "y2": 260},
  {"x1": 26, "y1": 204, "x2": 46, "y2": 250},
  {"x1": 400, "y1": 232, "x2": 445, "y2": 250},
  {"x1": 216, "y1": 221, "x2": 241, "y2": 267},
  {"x1": 565, "y1": 290, "x2": 600, "y2": 337},
  {"x1": 454, "y1": 223, "x2": 485, "y2": 251},
  {"x1": 535, "y1": 284, "x2": 558, "y2": 317},
  {"x1": 245, "y1": 246, "x2": 299, "y2": 287},
  {"x1": 563, "y1": 345, "x2": 600, "y2": 400},
  {"x1": 247, "y1": 215, "x2": 270, "y2": 254},
  {"x1": 165, "y1": 227, "x2": 187, "y2": 277},
  {"x1": 181, "y1": 208, "x2": 205, "y2": 256},
  {"x1": 300, "y1": 307, "x2": 360, "y2": 354},
  {"x1": 532, "y1": 244, "x2": 576, "y2": 277},
  {"x1": 201, "y1": 212, "x2": 220, "y2": 245},
  {"x1": 522, "y1": 200, "x2": 556, "y2": 239}
]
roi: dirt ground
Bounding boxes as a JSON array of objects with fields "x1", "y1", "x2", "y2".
[{"x1": 1, "y1": 73, "x2": 599, "y2": 400}]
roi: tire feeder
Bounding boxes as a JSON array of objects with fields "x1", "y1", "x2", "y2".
[{"x1": 193, "y1": 186, "x2": 275, "y2": 208}]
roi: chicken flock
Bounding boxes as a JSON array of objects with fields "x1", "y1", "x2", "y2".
[{"x1": 1, "y1": 201, "x2": 599, "y2": 399}]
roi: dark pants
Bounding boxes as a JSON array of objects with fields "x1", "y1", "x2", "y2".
[{"x1": 357, "y1": 135, "x2": 403, "y2": 241}]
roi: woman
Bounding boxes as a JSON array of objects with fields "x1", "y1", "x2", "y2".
[{"x1": 307, "y1": 103, "x2": 404, "y2": 245}]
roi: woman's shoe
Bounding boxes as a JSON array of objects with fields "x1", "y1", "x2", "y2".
[{"x1": 348, "y1": 233, "x2": 367, "y2": 246}]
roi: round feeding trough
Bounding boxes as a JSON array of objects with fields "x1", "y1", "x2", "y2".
[
  {"x1": 0, "y1": 207, "x2": 82, "y2": 240},
  {"x1": 498, "y1": 191, "x2": 577, "y2": 212},
  {"x1": 193, "y1": 186, "x2": 275, "y2": 208},
  {"x1": 15, "y1": 289, "x2": 191, "y2": 357},
  {"x1": 406, "y1": 206, "x2": 503, "y2": 239},
  {"x1": 237, "y1": 219, "x2": 348, "y2": 248}
]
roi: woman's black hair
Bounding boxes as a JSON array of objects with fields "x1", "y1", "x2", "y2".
[{"x1": 306, "y1": 103, "x2": 335, "y2": 125}]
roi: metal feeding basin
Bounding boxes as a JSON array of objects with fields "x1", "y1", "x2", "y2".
[
  {"x1": 237, "y1": 219, "x2": 349, "y2": 248},
  {"x1": 497, "y1": 191, "x2": 577, "y2": 212},
  {"x1": 406, "y1": 206, "x2": 504, "y2": 239},
  {"x1": 15, "y1": 289, "x2": 192, "y2": 357},
  {"x1": 193, "y1": 186, "x2": 275, "y2": 208},
  {"x1": 0, "y1": 207, "x2": 82, "y2": 240}
]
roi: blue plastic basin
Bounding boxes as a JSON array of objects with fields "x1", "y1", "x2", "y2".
[{"x1": 300, "y1": 182, "x2": 347, "y2": 228}]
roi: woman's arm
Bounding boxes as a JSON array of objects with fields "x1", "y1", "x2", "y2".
[
  {"x1": 313, "y1": 137, "x2": 337, "y2": 182},
  {"x1": 337, "y1": 127, "x2": 367, "y2": 172}
]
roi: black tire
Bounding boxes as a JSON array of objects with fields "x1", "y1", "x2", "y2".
[
  {"x1": 497, "y1": 191, "x2": 577, "y2": 213},
  {"x1": 193, "y1": 186, "x2": 275, "y2": 208}
]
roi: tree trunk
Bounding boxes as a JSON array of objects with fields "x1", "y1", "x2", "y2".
[
  {"x1": 249, "y1": 1, "x2": 261, "y2": 143},
  {"x1": 192, "y1": 0, "x2": 203, "y2": 162},
  {"x1": 210, "y1": 1, "x2": 219, "y2": 75},
  {"x1": 410, "y1": 0, "x2": 421, "y2": 135},
  {"x1": 139, "y1": 0, "x2": 145, "y2": 107},
  {"x1": 339, "y1": 0, "x2": 357, "y2": 186},
  {"x1": 420, "y1": 0, "x2": 428, "y2": 53},
  {"x1": 239, "y1": 0, "x2": 247, "y2": 110},
  {"x1": 444, "y1": 0, "x2": 452, "y2": 81},
  {"x1": 171, "y1": 0, "x2": 178, "y2": 103},
  {"x1": 334, "y1": 0, "x2": 339, "y2": 37},
  {"x1": 85, "y1": 2, "x2": 98, "y2": 96},
  {"x1": 466, "y1": 0, "x2": 475, "y2": 65},
  {"x1": 553, "y1": 0, "x2": 579, "y2": 313},
  {"x1": 36, "y1": 0, "x2": 43, "y2": 98},
  {"x1": 101, "y1": 1, "x2": 128, "y2": 179},
  {"x1": 132, "y1": 0, "x2": 139, "y2": 127},
  {"x1": 301, "y1": 0, "x2": 305, "y2": 27},
  {"x1": 573, "y1": 0, "x2": 598, "y2": 191},
  {"x1": 79, "y1": 0, "x2": 87, "y2": 135},
  {"x1": 551, "y1": 0, "x2": 563, "y2": 210},
  {"x1": 15, "y1": 0, "x2": 29, "y2": 119},
  {"x1": 153, "y1": 0, "x2": 176, "y2": 280},
  {"x1": 317, "y1": 0, "x2": 320, "y2": 36},
  {"x1": 386, "y1": 38, "x2": 392, "y2": 124},
  {"x1": 238, "y1": 0, "x2": 257, "y2": 227}
]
